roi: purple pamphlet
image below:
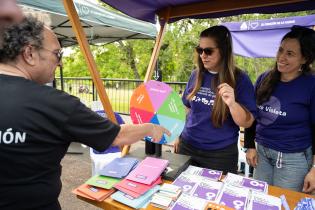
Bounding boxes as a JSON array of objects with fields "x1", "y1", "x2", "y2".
[
  {"x1": 248, "y1": 191, "x2": 281, "y2": 210},
  {"x1": 172, "y1": 174, "x2": 199, "y2": 194},
  {"x1": 170, "y1": 194, "x2": 207, "y2": 210},
  {"x1": 216, "y1": 184, "x2": 250, "y2": 210},
  {"x1": 191, "y1": 180, "x2": 223, "y2": 201},
  {"x1": 223, "y1": 173, "x2": 268, "y2": 193},
  {"x1": 185, "y1": 165, "x2": 222, "y2": 181}
]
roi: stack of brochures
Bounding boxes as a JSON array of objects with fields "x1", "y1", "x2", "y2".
[
  {"x1": 111, "y1": 157, "x2": 169, "y2": 208},
  {"x1": 111, "y1": 185, "x2": 160, "y2": 209},
  {"x1": 72, "y1": 183, "x2": 115, "y2": 201},
  {"x1": 126, "y1": 157, "x2": 169, "y2": 185},
  {"x1": 99, "y1": 157, "x2": 139, "y2": 178},
  {"x1": 114, "y1": 176, "x2": 162, "y2": 198},
  {"x1": 85, "y1": 175, "x2": 121, "y2": 189},
  {"x1": 172, "y1": 173, "x2": 223, "y2": 201},
  {"x1": 150, "y1": 183, "x2": 182, "y2": 209},
  {"x1": 72, "y1": 157, "x2": 139, "y2": 201}
]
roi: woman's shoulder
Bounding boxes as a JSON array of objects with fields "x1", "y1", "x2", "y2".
[{"x1": 235, "y1": 68, "x2": 251, "y2": 83}]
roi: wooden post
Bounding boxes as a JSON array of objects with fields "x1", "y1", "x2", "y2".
[
  {"x1": 62, "y1": 0, "x2": 117, "y2": 124},
  {"x1": 121, "y1": 9, "x2": 171, "y2": 156},
  {"x1": 144, "y1": 21, "x2": 168, "y2": 82}
]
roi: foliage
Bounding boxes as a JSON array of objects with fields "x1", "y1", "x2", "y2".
[{"x1": 58, "y1": 10, "x2": 315, "y2": 83}]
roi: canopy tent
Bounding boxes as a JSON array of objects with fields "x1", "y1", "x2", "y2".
[
  {"x1": 18, "y1": 0, "x2": 157, "y2": 47},
  {"x1": 100, "y1": 0, "x2": 315, "y2": 24},
  {"x1": 222, "y1": 14, "x2": 315, "y2": 58},
  {"x1": 97, "y1": 0, "x2": 315, "y2": 155},
  {"x1": 60, "y1": 0, "x2": 315, "y2": 156}
]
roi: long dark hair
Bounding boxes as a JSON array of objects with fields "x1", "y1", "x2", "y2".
[
  {"x1": 187, "y1": 25, "x2": 240, "y2": 127},
  {"x1": 256, "y1": 26, "x2": 315, "y2": 105}
]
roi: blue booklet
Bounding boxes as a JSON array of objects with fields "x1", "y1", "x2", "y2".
[
  {"x1": 99, "y1": 157, "x2": 139, "y2": 178},
  {"x1": 111, "y1": 185, "x2": 160, "y2": 209}
]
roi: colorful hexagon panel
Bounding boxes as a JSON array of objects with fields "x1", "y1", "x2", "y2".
[{"x1": 130, "y1": 80, "x2": 185, "y2": 144}]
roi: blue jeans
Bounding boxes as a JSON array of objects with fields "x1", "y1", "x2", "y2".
[{"x1": 254, "y1": 143, "x2": 312, "y2": 192}]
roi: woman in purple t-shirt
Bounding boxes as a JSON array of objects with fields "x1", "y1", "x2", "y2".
[
  {"x1": 245, "y1": 26, "x2": 315, "y2": 193},
  {"x1": 174, "y1": 25, "x2": 257, "y2": 174}
]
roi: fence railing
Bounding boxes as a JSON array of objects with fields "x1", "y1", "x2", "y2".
[{"x1": 55, "y1": 77, "x2": 187, "y2": 115}]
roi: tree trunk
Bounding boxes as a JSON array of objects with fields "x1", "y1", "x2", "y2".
[{"x1": 118, "y1": 41, "x2": 141, "y2": 79}]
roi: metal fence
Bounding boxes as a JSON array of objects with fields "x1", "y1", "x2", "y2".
[{"x1": 55, "y1": 77, "x2": 187, "y2": 115}]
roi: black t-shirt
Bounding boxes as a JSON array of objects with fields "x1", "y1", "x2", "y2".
[{"x1": 0, "y1": 75, "x2": 120, "y2": 209}]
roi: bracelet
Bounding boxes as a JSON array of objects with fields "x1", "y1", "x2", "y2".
[{"x1": 313, "y1": 164, "x2": 315, "y2": 168}]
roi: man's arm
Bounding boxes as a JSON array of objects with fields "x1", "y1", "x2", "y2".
[{"x1": 112, "y1": 123, "x2": 171, "y2": 146}]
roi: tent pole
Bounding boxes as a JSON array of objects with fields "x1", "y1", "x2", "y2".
[
  {"x1": 62, "y1": 1, "x2": 117, "y2": 121},
  {"x1": 121, "y1": 8, "x2": 171, "y2": 156},
  {"x1": 144, "y1": 15, "x2": 170, "y2": 81}
]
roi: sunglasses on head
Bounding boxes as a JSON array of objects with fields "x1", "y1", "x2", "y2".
[{"x1": 195, "y1": 46, "x2": 217, "y2": 56}]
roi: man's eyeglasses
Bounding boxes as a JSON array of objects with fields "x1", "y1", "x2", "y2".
[
  {"x1": 195, "y1": 46, "x2": 217, "y2": 56},
  {"x1": 41, "y1": 47, "x2": 63, "y2": 63}
]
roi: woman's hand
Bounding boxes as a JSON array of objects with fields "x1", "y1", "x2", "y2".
[
  {"x1": 218, "y1": 83, "x2": 236, "y2": 107},
  {"x1": 303, "y1": 167, "x2": 315, "y2": 194},
  {"x1": 173, "y1": 138, "x2": 180, "y2": 153},
  {"x1": 246, "y1": 148, "x2": 258, "y2": 168}
]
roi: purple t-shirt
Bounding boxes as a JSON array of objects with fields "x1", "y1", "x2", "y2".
[
  {"x1": 255, "y1": 72, "x2": 315, "y2": 153},
  {"x1": 181, "y1": 70, "x2": 256, "y2": 150}
]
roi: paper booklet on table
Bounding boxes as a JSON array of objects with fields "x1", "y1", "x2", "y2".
[
  {"x1": 72, "y1": 187, "x2": 96, "y2": 200},
  {"x1": 223, "y1": 173, "x2": 268, "y2": 193},
  {"x1": 215, "y1": 184, "x2": 250, "y2": 210},
  {"x1": 184, "y1": 165, "x2": 223, "y2": 181},
  {"x1": 170, "y1": 193, "x2": 208, "y2": 210},
  {"x1": 111, "y1": 185, "x2": 160, "y2": 209},
  {"x1": 73, "y1": 183, "x2": 115, "y2": 201},
  {"x1": 247, "y1": 191, "x2": 281, "y2": 210},
  {"x1": 126, "y1": 157, "x2": 169, "y2": 185},
  {"x1": 190, "y1": 179, "x2": 223, "y2": 201},
  {"x1": 172, "y1": 173, "x2": 205, "y2": 195},
  {"x1": 99, "y1": 157, "x2": 139, "y2": 178},
  {"x1": 114, "y1": 176, "x2": 162, "y2": 198},
  {"x1": 85, "y1": 175, "x2": 121, "y2": 189}
]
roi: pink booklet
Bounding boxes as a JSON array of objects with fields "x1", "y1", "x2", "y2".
[
  {"x1": 114, "y1": 177, "x2": 162, "y2": 198},
  {"x1": 126, "y1": 157, "x2": 169, "y2": 185}
]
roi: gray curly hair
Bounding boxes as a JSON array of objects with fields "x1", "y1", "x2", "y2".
[{"x1": 0, "y1": 16, "x2": 44, "y2": 63}]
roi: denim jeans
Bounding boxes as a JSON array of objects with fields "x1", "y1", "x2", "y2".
[{"x1": 254, "y1": 143, "x2": 313, "y2": 192}]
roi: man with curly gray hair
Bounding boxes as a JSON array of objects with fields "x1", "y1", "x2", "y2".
[{"x1": 0, "y1": 16, "x2": 170, "y2": 210}]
